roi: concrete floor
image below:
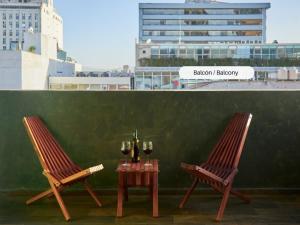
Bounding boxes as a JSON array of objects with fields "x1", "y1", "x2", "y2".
[{"x1": 0, "y1": 192, "x2": 300, "y2": 225}]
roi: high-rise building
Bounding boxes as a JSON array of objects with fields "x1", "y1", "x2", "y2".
[
  {"x1": 139, "y1": 0, "x2": 270, "y2": 44},
  {"x1": 0, "y1": 0, "x2": 63, "y2": 51},
  {"x1": 136, "y1": 0, "x2": 300, "y2": 90}
]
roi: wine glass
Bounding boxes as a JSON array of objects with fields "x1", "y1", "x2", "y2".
[
  {"x1": 143, "y1": 141, "x2": 153, "y2": 167},
  {"x1": 121, "y1": 141, "x2": 131, "y2": 167}
]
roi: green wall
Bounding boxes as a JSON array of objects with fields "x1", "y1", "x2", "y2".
[{"x1": 0, "y1": 91, "x2": 300, "y2": 190}]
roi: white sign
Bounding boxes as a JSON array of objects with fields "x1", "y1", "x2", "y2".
[{"x1": 179, "y1": 66, "x2": 255, "y2": 80}]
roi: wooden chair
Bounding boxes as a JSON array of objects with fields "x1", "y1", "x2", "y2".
[
  {"x1": 179, "y1": 113, "x2": 252, "y2": 221},
  {"x1": 23, "y1": 116, "x2": 104, "y2": 221}
]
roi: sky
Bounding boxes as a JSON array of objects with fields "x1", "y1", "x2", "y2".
[{"x1": 54, "y1": 0, "x2": 300, "y2": 71}]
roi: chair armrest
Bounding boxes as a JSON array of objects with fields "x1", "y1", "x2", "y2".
[
  {"x1": 61, "y1": 164, "x2": 104, "y2": 185},
  {"x1": 181, "y1": 162, "x2": 224, "y2": 184}
]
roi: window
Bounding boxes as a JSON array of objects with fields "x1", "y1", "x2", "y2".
[
  {"x1": 16, "y1": 21, "x2": 19, "y2": 28},
  {"x1": 3, "y1": 30, "x2": 6, "y2": 36},
  {"x1": 3, "y1": 38, "x2": 6, "y2": 45},
  {"x1": 28, "y1": 14, "x2": 32, "y2": 20},
  {"x1": 78, "y1": 84, "x2": 89, "y2": 90},
  {"x1": 3, "y1": 46, "x2": 6, "y2": 50},
  {"x1": 9, "y1": 21, "x2": 12, "y2": 28},
  {"x1": 35, "y1": 13, "x2": 38, "y2": 20},
  {"x1": 2, "y1": 13, "x2": 6, "y2": 20},
  {"x1": 151, "y1": 47, "x2": 159, "y2": 55},
  {"x1": 22, "y1": 13, "x2": 25, "y2": 20},
  {"x1": 143, "y1": 8, "x2": 262, "y2": 15},
  {"x1": 16, "y1": 14, "x2": 19, "y2": 20},
  {"x1": 16, "y1": 30, "x2": 19, "y2": 37},
  {"x1": 64, "y1": 84, "x2": 78, "y2": 90},
  {"x1": 2, "y1": 21, "x2": 6, "y2": 28},
  {"x1": 29, "y1": 22, "x2": 32, "y2": 28},
  {"x1": 50, "y1": 84, "x2": 63, "y2": 90},
  {"x1": 9, "y1": 30, "x2": 13, "y2": 36},
  {"x1": 9, "y1": 14, "x2": 12, "y2": 20},
  {"x1": 35, "y1": 22, "x2": 38, "y2": 29}
]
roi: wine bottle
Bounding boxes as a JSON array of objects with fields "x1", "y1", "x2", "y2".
[{"x1": 132, "y1": 129, "x2": 140, "y2": 163}]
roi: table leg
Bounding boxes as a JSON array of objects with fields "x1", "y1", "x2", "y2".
[
  {"x1": 117, "y1": 173, "x2": 124, "y2": 217},
  {"x1": 152, "y1": 172, "x2": 159, "y2": 217},
  {"x1": 124, "y1": 182, "x2": 128, "y2": 202}
]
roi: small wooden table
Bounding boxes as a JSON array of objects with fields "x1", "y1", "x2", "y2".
[{"x1": 116, "y1": 159, "x2": 159, "y2": 218}]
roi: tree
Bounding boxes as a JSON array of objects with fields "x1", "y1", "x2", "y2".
[{"x1": 28, "y1": 46, "x2": 36, "y2": 53}]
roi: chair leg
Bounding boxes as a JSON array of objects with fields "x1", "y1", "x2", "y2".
[
  {"x1": 211, "y1": 183, "x2": 251, "y2": 204},
  {"x1": 216, "y1": 184, "x2": 231, "y2": 222},
  {"x1": 26, "y1": 189, "x2": 53, "y2": 205},
  {"x1": 230, "y1": 189, "x2": 251, "y2": 204},
  {"x1": 179, "y1": 178, "x2": 199, "y2": 209},
  {"x1": 84, "y1": 180, "x2": 102, "y2": 207},
  {"x1": 48, "y1": 180, "x2": 71, "y2": 221}
]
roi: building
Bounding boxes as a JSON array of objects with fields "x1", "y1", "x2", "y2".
[
  {"x1": 136, "y1": 0, "x2": 300, "y2": 90},
  {"x1": 137, "y1": 43, "x2": 300, "y2": 65},
  {"x1": 49, "y1": 77, "x2": 132, "y2": 91},
  {"x1": 0, "y1": 0, "x2": 63, "y2": 51},
  {"x1": 0, "y1": 50, "x2": 81, "y2": 90},
  {"x1": 0, "y1": 0, "x2": 81, "y2": 90},
  {"x1": 139, "y1": 0, "x2": 270, "y2": 44}
]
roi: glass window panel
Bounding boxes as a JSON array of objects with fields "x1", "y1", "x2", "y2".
[
  {"x1": 162, "y1": 75, "x2": 171, "y2": 89},
  {"x1": 108, "y1": 85, "x2": 117, "y2": 90},
  {"x1": 50, "y1": 84, "x2": 63, "y2": 90},
  {"x1": 160, "y1": 48, "x2": 169, "y2": 55},
  {"x1": 179, "y1": 48, "x2": 186, "y2": 55},
  {"x1": 78, "y1": 84, "x2": 89, "y2": 90},
  {"x1": 64, "y1": 84, "x2": 78, "y2": 90},
  {"x1": 171, "y1": 76, "x2": 180, "y2": 89},
  {"x1": 153, "y1": 76, "x2": 161, "y2": 89},
  {"x1": 151, "y1": 47, "x2": 159, "y2": 55},
  {"x1": 90, "y1": 84, "x2": 101, "y2": 90},
  {"x1": 270, "y1": 47, "x2": 277, "y2": 55},
  {"x1": 144, "y1": 75, "x2": 152, "y2": 89},
  {"x1": 278, "y1": 47, "x2": 286, "y2": 58},
  {"x1": 262, "y1": 48, "x2": 270, "y2": 54},
  {"x1": 118, "y1": 85, "x2": 130, "y2": 90},
  {"x1": 135, "y1": 75, "x2": 144, "y2": 90},
  {"x1": 294, "y1": 46, "x2": 300, "y2": 53},
  {"x1": 196, "y1": 48, "x2": 203, "y2": 55},
  {"x1": 286, "y1": 47, "x2": 294, "y2": 55}
]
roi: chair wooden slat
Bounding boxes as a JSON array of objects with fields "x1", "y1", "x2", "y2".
[{"x1": 179, "y1": 113, "x2": 252, "y2": 221}]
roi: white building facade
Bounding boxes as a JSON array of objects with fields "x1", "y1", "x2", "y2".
[
  {"x1": 0, "y1": 0, "x2": 81, "y2": 90},
  {"x1": 0, "y1": 0, "x2": 63, "y2": 51}
]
